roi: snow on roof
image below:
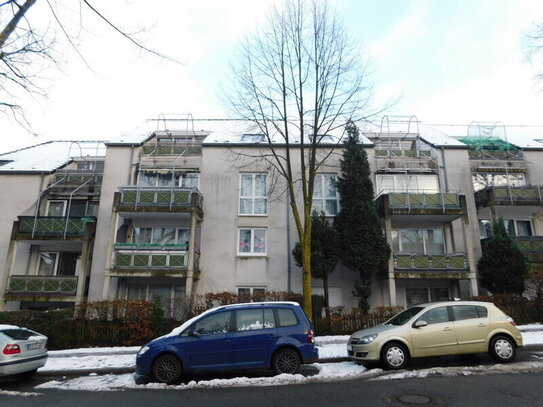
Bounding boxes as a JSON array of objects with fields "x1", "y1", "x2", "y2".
[{"x1": 0, "y1": 141, "x2": 106, "y2": 173}]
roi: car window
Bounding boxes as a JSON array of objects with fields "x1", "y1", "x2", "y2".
[
  {"x1": 476, "y1": 306, "x2": 488, "y2": 318},
  {"x1": 264, "y1": 309, "x2": 275, "y2": 328},
  {"x1": 419, "y1": 306, "x2": 450, "y2": 325},
  {"x1": 0, "y1": 329, "x2": 37, "y2": 340},
  {"x1": 452, "y1": 305, "x2": 479, "y2": 321},
  {"x1": 276, "y1": 308, "x2": 298, "y2": 327},
  {"x1": 386, "y1": 307, "x2": 425, "y2": 326},
  {"x1": 193, "y1": 311, "x2": 232, "y2": 335},
  {"x1": 236, "y1": 309, "x2": 264, "y2": 331}
]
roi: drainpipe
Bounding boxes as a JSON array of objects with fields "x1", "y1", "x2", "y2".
[
  {"x1": 440, "y1": 146, "x2": 449, "y2": 192},
  {"x1": 286, "y1": 192, "x2": 292, "y2": 293}
]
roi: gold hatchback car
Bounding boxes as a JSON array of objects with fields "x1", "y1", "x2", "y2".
[{"x1": 348, "y1": 301, "x2": 523, "y2": 369}]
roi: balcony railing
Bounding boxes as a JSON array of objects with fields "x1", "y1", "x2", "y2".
[
  {"x1": 18, "y1": 216, "x2": 96, "y2": 237},
  {"x1": 118, "y1": 186, "x2": 203, "y2": 210},
  {"x1": 468, "y1": 149, "x2": 523, "y2": 160},
  {"x1": 376, "y1": 191, "x2": 462, "y2": 214},
  {"x1": 393, "y1": 253, "x2": 468, "y2": 270},
  {"x1": 53, "y1": 171, "x2": 103, "y2": 185},
  {"x1": 514, "y1": 236, "x2": 543, "y2": 253},
  {"x1": 113, "y1": 246, "x2": 187, "y2": 272},
  {"x1": 375, "y1": 149, "x2": 433, "y2": 159},
  {"x1": 7, "y1": 275, "x2": 78, "y2": 296},
  {"x1": 474, "y1": 186, "x2": 543, "y2": 206},
  {"x1": 141, "y1": 142, "x2": 202, "y2": 156}
]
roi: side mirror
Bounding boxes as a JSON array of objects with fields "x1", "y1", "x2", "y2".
[{"x1": 414, "y1": 320, "x2": 428, "y2": 328}]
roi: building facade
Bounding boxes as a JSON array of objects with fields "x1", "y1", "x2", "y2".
[{"x1": 0, "y1": 120, "x2": 541, "y2": 313}]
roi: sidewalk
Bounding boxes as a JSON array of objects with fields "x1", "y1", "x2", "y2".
[{"x1": 37, "y1": 324, "x2": 543, "y2": 377}]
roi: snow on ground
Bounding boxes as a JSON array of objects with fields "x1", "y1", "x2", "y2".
[
  {"x1": 0, "y1": 390, "x2": 42, "y2": 397},
  {"x1": 41, "y1": 354, "x2": 136, "y2": 372}
]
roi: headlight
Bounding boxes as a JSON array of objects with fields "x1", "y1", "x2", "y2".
[
  {"x1": 137, "y1": 345, "x2": 150, "y2": 356},
  {"x1": 359, "y1": 334, "x2": 378, "y2": 344}
]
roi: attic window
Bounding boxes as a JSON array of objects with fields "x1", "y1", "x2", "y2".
[
  {"x1": 241, "y1": 134, "x2": 265, "y2": 142},
  {"x1": 309, "y1": 134, "x2": 333, "y2": 142},
  {"x1": 0, "y1": 160, "x2": 13, "y2": 167}
]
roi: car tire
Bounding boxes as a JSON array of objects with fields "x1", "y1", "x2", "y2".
[
  {"x1": 489, "y1": 335, "x2": 516, "y2": 363},
  {"x1": 152, "y1": 354, "x2": 182, "y2": 384},
  {"x1": 16, "y1": 369, "x2": 37, "y2": 380},
  {"x1": 381, "y1": 342, "x2": 408, "y2": 370},
  {"x1": 273, "y1": 348, "x2": 301, "y2": 375}
]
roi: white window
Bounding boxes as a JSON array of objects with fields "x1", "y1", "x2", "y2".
[
  {"x1": 46, "y1": 200, "x2": 67, "y2": 217},
  {"x1": 313, "y1": 174, "x2": 339, "y2": 216},
  {"x1": 132, "y1": 227, "x2": 189, "y2": 247},
  {"x1": 375, "y1": 174, "x2": 439, "y2": 194},
  {"x1": 238, "y1": 228, "x2": 267, "y2": 255},
  {"x1": 472, "y1": 172, "x2": 526, "y2": 192},
  {"x1": 239, "y1": 174, "x2": 267, "y2": 215},
  {"x1": 392, "y1": 229, "x2": 445, "y2": 255}
]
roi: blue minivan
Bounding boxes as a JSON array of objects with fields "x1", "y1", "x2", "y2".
[{"x1": 135, "y1": 302, "x2": 319, "y2": 384}]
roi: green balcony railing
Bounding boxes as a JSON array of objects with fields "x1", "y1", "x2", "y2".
[
  {"x1": 113, "y1": 249, "x2": 187, "y2": 272},
  {"x1": 375, "y1": 149, "x2": 433, "y2": 159},
  {"x1": 141, "y1": 143, "x2": 202, "y2": 156},
  {"x1": 394, "y1": 253, "x2": 468, "y2": 270},
  {"x1": 7, "y1": 275, "x2": 78, "y2": 296},
  {"x1": 514, "y1": 236, "x2": 543, "y2": 253},
  {"x1": 119, "y1": 186, "x2": 203, "y2": 210},
  {"x1": 384, "y1": 192, "x2": 462, "y2": 211},
  {"x1": 18, "y1": 216, "x2": 95, "y2": 237},
  {"x1": 53, "y1": 171, "x2": 103, "y2": 185},
  {"x1": 475, "y1": 186, "x2": 543, "y2": 206}
]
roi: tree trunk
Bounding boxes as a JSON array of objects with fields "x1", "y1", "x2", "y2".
[
  {"x1": 302, "y1": 233, "x2": 312, "y2": 321},
  {"x1": 323, "y1": 275, "x2": 330, "y2": 319}
]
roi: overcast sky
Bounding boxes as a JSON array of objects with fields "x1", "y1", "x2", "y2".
[{"x1": 1, "y1": 0, "x2": 543, "y2": 152}]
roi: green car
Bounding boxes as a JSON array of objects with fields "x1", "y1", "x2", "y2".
[{"x1": 348, "y1": 301, "x2": 523, "y2": 370}]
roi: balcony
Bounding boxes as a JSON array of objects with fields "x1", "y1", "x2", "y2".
[
  {"x1": 112, "y1": 244, "x2": 190, "y2": 276},
  {"x1": 141, "y1": 142, "x2": 202, "y2": 156},
  {"x1": 374, "y1": 149, "x2": 436, "y2": 172},
  {"x1": 116, "y1": 186, "x2": 203, "y2": 214},
  {"x1": 17, "y1": 216, "x2": 96, "y2": 239},
  {"x1": 393, "y1": 253, "x2": 469, "y2": 279},
  {"x1": 474, "y1": 186, "x2": 543, "y2": 209},
  {"x1": 376, "y1": 191, "x2": 465, "y2": 219},
  {"x1": 7, "y1": 275, "x2": 78, "y2": 296}
]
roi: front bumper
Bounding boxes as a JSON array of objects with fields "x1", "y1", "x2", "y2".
[
  {"x1": 0, "y1": 354, "x2": 48, "y2": 376},
  {"x1": 347, "y1": 343, "x2": 380, "y2": 362}
]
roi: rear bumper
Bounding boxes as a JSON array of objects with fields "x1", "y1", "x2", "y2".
[{"x1": 0, "y1": 354, "x2": 48, "y2": 376}]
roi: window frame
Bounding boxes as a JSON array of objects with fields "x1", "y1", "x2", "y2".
[
  {"x1": 312, "y1": 173, "x2": 339, "y2": 216},
  {"x1": 131, "y1": 226, "x2": 189, "y2": 246},
  {"x1": 392, "y1": 229, "x2": 446, "y2": 255},
  {"x1": 375, "y1": 174, "x2": 439, "y2": 195},
  {"x1": 404, "y1": 286, "x2": 450, "y2": 307},
  {"x1": 238, "y1": 173, "x2": 268, "y2": 216},
  {"x1": 46, "y1": 200, "x2": 67, "y2": 217},
  {"x1": 237, "y1": 228, "x2": 267, "y2": 256},
  {"x1": 36, "y1": 252, "x2": 79, "y2": 276}
]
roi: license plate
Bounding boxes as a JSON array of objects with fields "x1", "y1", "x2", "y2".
[
  {"x1": 26, "y1": 342, "x2": 42, "y2": 351},
  {"x1": 346, "y1": 344, "x2": 353, "y2": 351}
]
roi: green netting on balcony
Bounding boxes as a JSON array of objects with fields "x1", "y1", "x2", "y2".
[
  {"x1": 387, "y1": 193, "x2": 460, "y2": 209},
  {"x1": 459, "y1": 136, "x2": 518, "y2": 151}
]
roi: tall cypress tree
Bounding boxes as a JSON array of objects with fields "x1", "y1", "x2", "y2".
[
  {"x1": 478, "y1": 218, "x2": 528, "y2": 294},
  {"x1": 335, "y1": 121, "x2": 390, "y2": 313}
]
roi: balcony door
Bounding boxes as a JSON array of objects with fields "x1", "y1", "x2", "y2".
[{"x1": 37, "y1": 252, "x2": 78, "y2": 276}]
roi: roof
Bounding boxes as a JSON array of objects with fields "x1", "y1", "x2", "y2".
[{"x1": 0, "y1": 141, "x2": 106, "y2": 173}]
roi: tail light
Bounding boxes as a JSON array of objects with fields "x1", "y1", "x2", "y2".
[
  {"x1": 3, "y1": 344, "x2": 21, "y2": 355},
  {"x1": 306, "y1": 329, "x2": 315, "y2": 344},
  {"x1": 506, "y1": 316, "x2": 516, "y2": 326}
]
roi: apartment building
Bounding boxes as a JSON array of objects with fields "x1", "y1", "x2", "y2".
[{"x1": 0, "y1": 119, "x2": 541, "y2": 312}]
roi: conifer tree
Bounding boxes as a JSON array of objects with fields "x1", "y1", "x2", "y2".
[
  {"x1": 478, "y1": 218, "x2": 528, "y2": 294},
  {"x1": 335, "y1": 121, "x2": 390, "y2": 313}
]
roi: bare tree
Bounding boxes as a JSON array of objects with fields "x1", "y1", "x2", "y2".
[
  {"x1": 0, "y1": 0, "x2": 179, "y2": 130},
  {"x1": 527, "y1": 21, "x2": 543, "y2": 82},
  {"x1": 225, "y1": 0, "x2": 374, "y2": 319}
]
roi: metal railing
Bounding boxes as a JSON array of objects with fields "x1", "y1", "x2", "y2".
[
  {"x1": 53, "y1": 171, "x2": 103, "y2": 185},
  {"x1": 374, "y1": 149, "x2": 433, "y2": 159},
  {"x1": 468, "y1": 149, "x2": 523, "y2": 160},
  {"x1": 474, "y1": 185, "x2": 543, "y2": 205},
  {"x1": 141, "y1": 142, "x2": 202, "y2": 156},
  {"x1": 514, "y1": 236, "x2": 543, "y2": 253},
  {"x1": 113, "y1": 249, "x2": 188, "y2": 271},
  {"x1": 18, "y1": 216, "x2": 95, "y2": 236},
  {"x1": 118, "y1": 186, "x2": 203, "y2": 210},
  {"x1": 7, "y1": 275, "x2": 78, "y2": 295},
  {"x1": 393, "y1": 253, "x2": 468, "y2": 270},
  {"x1": 376, "y1": 190, "x2": 462, "y2": 213}
]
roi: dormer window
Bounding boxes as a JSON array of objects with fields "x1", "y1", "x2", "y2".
[{"x1": 241, "y1": 134, "x2": 265, "y2": 142}]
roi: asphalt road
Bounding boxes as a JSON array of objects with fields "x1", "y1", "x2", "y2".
[{"x1": 1, "y1": 347, "x2": 542, "y2": 407}]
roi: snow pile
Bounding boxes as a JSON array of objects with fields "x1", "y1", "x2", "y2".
[
  {"x1": 42, "y1": 354, "x2": 136, "y2": 372},
  {"x1": 0, "y1": 390, "x2": 42, "y2": 397}
]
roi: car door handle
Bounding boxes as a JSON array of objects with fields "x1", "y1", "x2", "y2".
[
  {"x1": 477, "y1": 323, "x2": 487, "y2": 327},
  {"x1": 443, "y1": 327, "x2": 453, "y2": 331}
]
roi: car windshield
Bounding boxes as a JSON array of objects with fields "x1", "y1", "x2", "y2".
[{"x1": 385, "y1": 307, "x2": 425, "y2": 326}]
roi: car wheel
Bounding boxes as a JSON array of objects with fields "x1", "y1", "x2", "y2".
[
  {"x1": 16, "y1": 369, "x2": 37, "y2": 380},
  {"x1": 152, "y1": 354, "x2": 182, "y2": 384},
  {"x1": 273, "y1": 348, "x2": 301, "y2": 375},
  {"x1": 490, "y1": 335, "x2": 516, "y2": 363},
  {"x1": 381, "y1": 342, "x2": 408, "y2": 370}
]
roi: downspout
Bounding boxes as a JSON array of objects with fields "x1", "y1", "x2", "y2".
[
  {"x1": 440, "y1": 146, "x2": 449, "y2": 192},
  {"x1": 286, "y1": 191, "x2": 292, "y2": 293}
]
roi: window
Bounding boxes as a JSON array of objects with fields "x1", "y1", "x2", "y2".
[
  {"x1": 241, "y1": 134, "x2": 265, "y2": 142},
  {"x1": 476, "y1": 306, "x2": 488, "y2": 318},
  {"x1": 138, "y1": 171, "x2": 200, "y2": 188},
  {"x1": 452, "y1": 305, "x2": 479, "y2": 321},
  {"x1": 237, "y1": 287, "x2": 266, "y2": 300},
  {"x1": 238, "y1": 228, "x2": 267, "y2": 255},
  {"x1": 313, "y1": 174, "x2": 339, "y2": 216},
  {"x1": 132, "y1": 227, "x2": 189, "y2": 246},
  {"x1": 276, "y1": 309, "x2": 298, "y2": 327},
  {"x1": 375, "y1": 174, "x2": 439, "y2": 194},
  {"x1": 37, "y1": 252, "x2": 78, "y2": 276},
  {"x1": 76, "y1": 161, "x2": 104, "y2": 172},
  {"x1": 46, "y1": 200, "x2": 66, "y2": 216},
  {"x1": 235, "y1": 309, "x2": 275, "y2": 331},
  {"x1": 405, "y1": 287, "x2": 449, "y2": 307},
  {"x1": 46, "y1": 200, "x2": 98, "y2": 217},
  {"x1": 472, "y1": 172, "x2": 526, "y2": 192},
  {"x1": 392, "y1": 229, "x2": 445, "y2": 254},
  {"x1": 239, "y1": 174, "x2": 267, "y2": 215},
  {"x1": 419, "y1": 306, "x2": 450, "y2": 325},
  {"x1": 193, "y1": 311, "x2": 232, "y2": 335},
  {"x1": 481, "y1": 219, "x2": 533, "y2": 238},
  {"x1": 126, "y1": 284, "x2": 185, "y2": 317}
]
